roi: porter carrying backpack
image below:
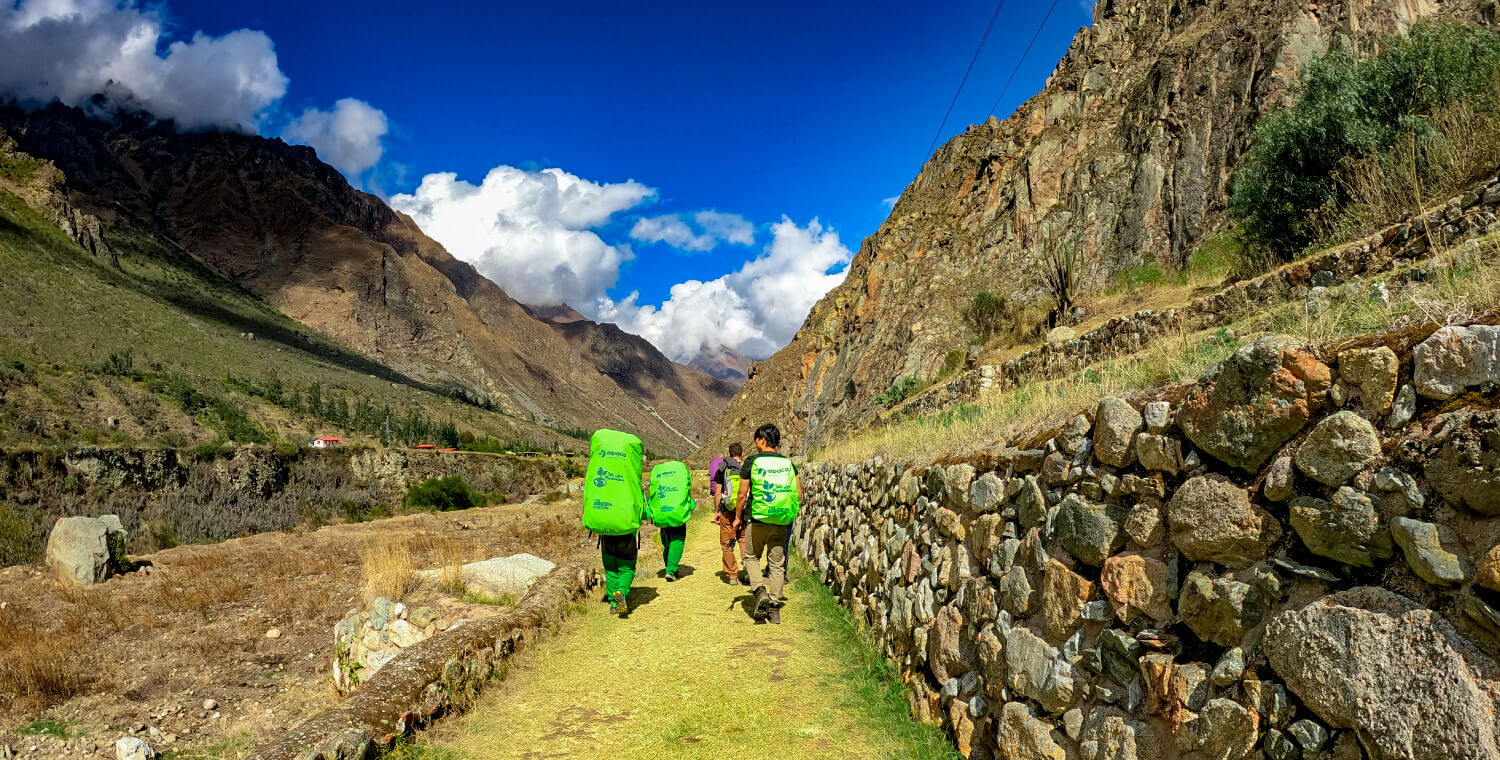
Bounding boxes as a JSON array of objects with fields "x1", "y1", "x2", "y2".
[
  {"x1": 581, "y1": 429, "x2": 644, "y2": 536},
  {"x1": 647, "y1": 460, "x2": 695, "y2": 528},
  {"x1": 747, "y1": 453, "x2": 800, "y2": 525}
]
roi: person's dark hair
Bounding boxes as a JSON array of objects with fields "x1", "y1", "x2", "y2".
[
  {"x1": 728, "y1": 442, "x2": 743, "y2": 458},
  {"x1": 754, "y1": 423, "x2": 780, "y2": 449}
]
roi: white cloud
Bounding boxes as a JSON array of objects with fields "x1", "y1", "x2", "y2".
[
  {"x1": 630, "y1": 210, "x2": 754, "y2": 252},
  {"x1": 882, "y1": 196, "x2": 899, "y2": 209},
  {"x1": 282, "y1": 98, "x2": 389, "y2": 177},
  {"x1": 0, "y1": 0, "x2": 288, "y2": 131},
  {"x1": 598, "y1": 217, "x2": 851, "y2": 361},
  {"x1": 694, "y1": 211, "x2": 754, "y2": 246},
  {"x1": 389, "y1": 165, "x2": 655, "y2": 306}
]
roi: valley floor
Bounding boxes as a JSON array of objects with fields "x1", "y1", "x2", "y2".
[
  {"x1": 411, "y1": 518, "x2": 953, "y2": 760},
  {"x1": 0, "y1": 501, "x2": 591, "y2": 758}
]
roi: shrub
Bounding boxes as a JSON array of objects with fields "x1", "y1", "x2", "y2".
[
  {"x1": 1041, "y1": 235, "x2": 1085, "y2": 326},
  {"x1": 962, "y1": 292, "x2": 1009, "y2": 341},
  {"x1": 1110, "y1": 263, "x2": 1170, "y2": 291},
  {"x1": 874, "y1": 376, "x2": 921, "y2": 407},
  {"x1": 0, "y1": 503, "x2": 40, "y2": 566},
  {"x1": 403, "y1": 475, "x2": 484, "y2": 512},
  {"x1": 940, "y1": 349, "x2": 965, "y2": 378},
  {"x1": 1230, "y1": 22, "x2": 1500, "y2": 256}
]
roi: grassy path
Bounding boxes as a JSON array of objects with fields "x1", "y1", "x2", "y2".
[{"x1": 411, "y1": 517, "x2": 955, "y2": 760}]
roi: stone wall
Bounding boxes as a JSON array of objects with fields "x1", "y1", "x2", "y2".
[
  {"x1": 259, "y1": 563, "x2": 598, "y2": 760},
  {"x1": 795, "y1": 320, "x2": 1500, "y2": 759},
  {"x1": 894, "y1": 180, "x2": 1500, "y2": 423}
]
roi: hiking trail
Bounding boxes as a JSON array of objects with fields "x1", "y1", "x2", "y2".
[{"x1": 420, "y1": 516, "x2": 934, "y2": 759}]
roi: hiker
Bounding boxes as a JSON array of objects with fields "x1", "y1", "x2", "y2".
[
  {"x1": 709, "y1": 442, "x2": 745, "y2": 584},
  {"x1": 646, "y1": 459, "x2": 695, "y2": 582},
  {"x1": 733, "y1": 424, "x2": 801, "y2": 624},
  {"x1": 581, "y1": 429, "x2": 645, "y2": 617}
]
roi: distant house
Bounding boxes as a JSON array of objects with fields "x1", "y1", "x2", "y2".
[
  {"x1": 414, "y1": 443, "x2": 437, "y2": 450},
  {"x1": 308, "y1": 436, "x2": 343, "y2": 449}
]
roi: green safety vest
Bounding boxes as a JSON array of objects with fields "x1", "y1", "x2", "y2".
[
  {"x1": 647, "y1": 460, "x2": 695, "y2": 527},
  {"x1": 581, "y1": 429, "x2": 644, "y2": 536},
  {"x1": 747, "y1": 453, "x2": 800, "y2": 525}
]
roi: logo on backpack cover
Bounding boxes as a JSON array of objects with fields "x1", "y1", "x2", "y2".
[{"x1": 593, "y1": 466, "x2": 625, "y2": 489}]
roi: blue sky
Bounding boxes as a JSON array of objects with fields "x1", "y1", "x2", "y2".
[{"x1": 1, "y1": 0, "x2": 1093, "y2": 359}]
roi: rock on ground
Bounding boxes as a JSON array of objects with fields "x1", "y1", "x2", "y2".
[
  {"x1": 1339, "y1": 346, "x2": 1399, "y2": 414},
  {"x1": 1179, "y1": 336, "x2": 1331, "y2": 471},
  {"x1": 1264, "y1": 587, "x2": 1500, "y2": 760},
  {"x1": 415, "y1": 553, "x2": 556, "y2": 599},
  {"x1": 46, "y1": 515, "x2": 128, "y2": 585},
  {"x1": 1390, "y1": 517, "x2": 1471, "y2": 586}
]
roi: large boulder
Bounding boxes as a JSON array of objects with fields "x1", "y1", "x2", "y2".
[
  {"x1": 1289, "y1": 488, "x2": 1394, "y2": 568},
  {"x1": 1179, "y1": 336, "x2": 1331, "y2": 471},
  {"x1": 414, "y1": 553, "x2": 555, "y2": 599},
  {"x1": 1294, "y1": 411, "x2": 1382, "y2": 487},
  {"x1": 1413, "y1": 324, "x2": 1500, "y2": 399},
  {"x1": 1167, "y1": 475, "x2": 1281, "y2": 568},
  {"x1": 46, "y1": 515, "x2": 128, "y2": 585},
  {"x1": 1264, "y1": 587, "x2": 1500, "y2": 760}
]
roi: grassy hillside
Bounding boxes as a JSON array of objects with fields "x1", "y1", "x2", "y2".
[{"x1": 0, "y1": 187, "x2": 581, "y2": 453}]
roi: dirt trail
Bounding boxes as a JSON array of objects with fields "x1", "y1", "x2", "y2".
[{"x1": 425, "y1": 517, "x2": 916, "y2": 759}]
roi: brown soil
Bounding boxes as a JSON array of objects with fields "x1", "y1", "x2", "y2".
[{"x1": 0, "y1": 501, "x2": 592, "y2": 758}]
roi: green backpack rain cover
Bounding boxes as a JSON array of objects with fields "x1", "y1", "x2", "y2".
[
  {"x1": 647, "y1": 460, "x2": 695, "y2": 527},
  {"x1": 724, "y1": 469, "x2": 742, "y2": 512},
  {"x1": 581, "y1": 429, "x2": 644, "y2": 536},
  {"x1": 748, "y1": 453, "x2": 800, "y2": 525}
]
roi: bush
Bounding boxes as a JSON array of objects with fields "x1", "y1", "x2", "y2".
[
  {"x1": 962, "y1": 292, "x2": 1008, "y2": 341},
  {"x1": 0, "y1": 503, "x2": 40, "y2": 566},
  {"x1": 1230, "y1": 22, "x2": 1500, "y2": 256},
  {"x1": 403, "y1": 475, "x2": 485, "y2": 512},
  {"x1": 940, "y1": 349, "x2": 965, "y2": 378},
  {"x1": 874, "y1": 376, "x2": 921, "y2": 407}
]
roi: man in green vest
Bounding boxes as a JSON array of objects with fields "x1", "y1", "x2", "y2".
[
  {"x1": 733, "y1": 423, "x2": 801, "y2": 624},
  {"x1": 647, "y1": 460, "x2": 695, "y2": 582},
  {"x1": 582, "y1": 429, "x2": 645, "y2": 617},
  {"x1": 710, "y1": 442, "x2": 744, "y2": 584}
]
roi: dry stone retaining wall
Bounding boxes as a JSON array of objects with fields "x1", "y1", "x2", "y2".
[
  {"x1": 260, "y1": 563, "x2": 599, "y2": 760},
  {"x1": 893, "y1": 181, "x2": 1500, "y2": 422},
  {"x1": 797, "y1": 320, "x2": 1500, "y2": 760}
]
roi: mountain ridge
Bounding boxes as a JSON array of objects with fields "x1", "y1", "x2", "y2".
[{"x1": 0, "y1": 101, "x2": 732, "y2": 455}]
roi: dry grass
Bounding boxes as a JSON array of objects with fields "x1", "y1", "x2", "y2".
[
  {"x1": 360, "y1": 533, "x2": 417, "y2": 605},
  {"x1": 0, "y1": 602, "x2": 98, "y2": 713},
  {"x1": 817, "y1": 239, "x2": 1500, "y2": 466}
]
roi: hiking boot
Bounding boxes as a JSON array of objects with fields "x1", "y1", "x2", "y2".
[
  {"x1": 726, "y1": 575, "x2": 741, "y2": 586},
  {"x1": 613, "y1": 590, "x2": 629, "y2": 617},
  {"x1": 665, "y1": 573, "x2": 677, "y2": 582},
  {"x1": 767, "y1": 606, "x2": 781, "y2": 625},
  {"x1": 752, "y1": 586, "x2": 770, "y2": 621}
]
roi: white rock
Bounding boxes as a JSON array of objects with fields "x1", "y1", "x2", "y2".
[
  {"x1": 415, "y1": 553, "x2": 556, "y2": 599},
  {"x1": 115, "y1": 737, "x2": 155, "y2": 760}
]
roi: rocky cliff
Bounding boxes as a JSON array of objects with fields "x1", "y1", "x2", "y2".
[
  {"x1": 0, "y1": 104, "x2": 733, "y2": 455},
  {"x1": 796, "y1": 319, "x2": 1500, "y2": 759},
  {"x1": 710, "y1": 0, "x2": 1493, "y2": 456}
]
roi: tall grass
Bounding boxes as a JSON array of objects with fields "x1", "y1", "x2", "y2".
[{"x1": 360, "y1": 534, "x2": 416, "y2": 605}]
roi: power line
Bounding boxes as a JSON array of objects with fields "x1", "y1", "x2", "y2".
[
  {"x1": 987, "y1": 0, "x2": 1063, "y2": 119},
  {"x1": 924, "y1": 0, "x2": 1008, "y2": 164}
]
